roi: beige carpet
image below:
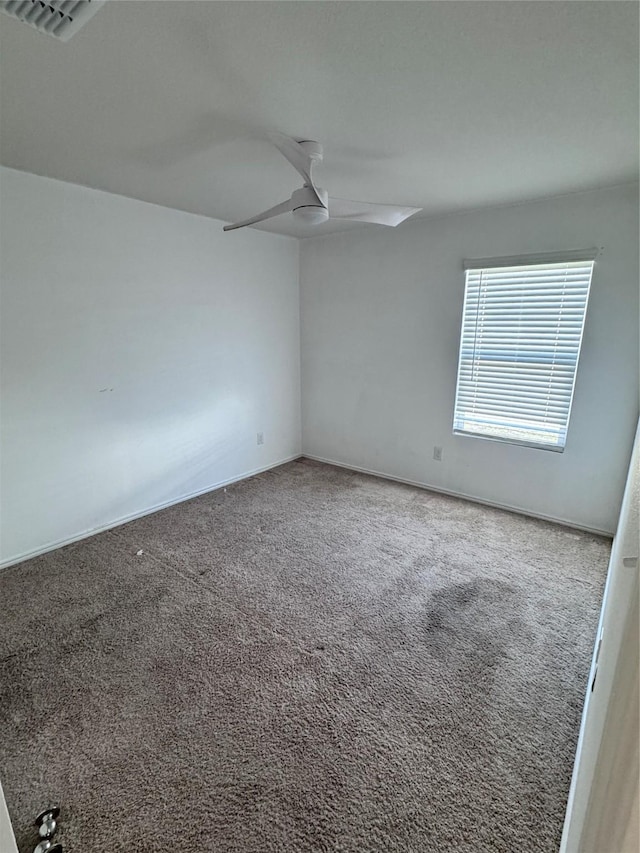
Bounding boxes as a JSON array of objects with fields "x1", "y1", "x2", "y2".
[{"x1": 0, "y1": 459, "x2": 609, "y2": 852}]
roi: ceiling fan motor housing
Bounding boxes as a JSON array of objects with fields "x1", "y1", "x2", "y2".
[{"x1": 292, "y1": 186, "x2": 329, "y2": 224}]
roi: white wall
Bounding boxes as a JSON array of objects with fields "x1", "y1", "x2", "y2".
[
  {"x1": 2, "y1": 174, "x2": 636, "y2": 564},
  {"x1": 0, "y1": 167, "x2": 301, "y2": 566},
  {"x1": 300, "y1": 184, "x2": 639, "y2": 534}
]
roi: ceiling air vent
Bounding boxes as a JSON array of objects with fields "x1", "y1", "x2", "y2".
[{"x1": 0, "y1": 0, "x2": 106, "y2": 41}]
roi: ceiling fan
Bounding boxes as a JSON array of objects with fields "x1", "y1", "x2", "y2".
[{"x1": 223, "y1": 133, "x2": 422, "y2": 232}]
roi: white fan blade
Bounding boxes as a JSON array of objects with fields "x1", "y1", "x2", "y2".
[
  {"x1": 328, "y1": 197, "x2": 422, "y2": 227},
  {"x1": 223, "y1": 198, "x2": 294, "y2": 232},
  {"x1": 268, "y1": 132, "x2": 323, "y2": 205}
]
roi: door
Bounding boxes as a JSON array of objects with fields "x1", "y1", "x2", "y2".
[
  {"x1": 561, "y1": 418, "x2": 639, "y2": 852},
  {"x1": 0, "y1": 780, "x2": 18, "y2": 853}
]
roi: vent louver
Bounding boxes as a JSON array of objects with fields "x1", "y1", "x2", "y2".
[{"x1": 0, "y1": 0, "x2": 105, "y2": 41}]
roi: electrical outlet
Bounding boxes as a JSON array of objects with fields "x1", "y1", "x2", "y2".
[
  {"x1": 433, "y1": 446, "x2": 442, "y2": 461},
  {"x1": 257, "y1": 432, "x2": 264, "y2": 446}
]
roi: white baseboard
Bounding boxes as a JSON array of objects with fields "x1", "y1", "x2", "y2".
[
  {"x1": 302, "y1": 453, "x2": 614, "y2": 537},
  {"x1": 0, "y1": 453, "x2": 302, "y2": 571}
]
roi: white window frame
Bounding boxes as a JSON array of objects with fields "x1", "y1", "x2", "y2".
[{"x1": 453, "y1": 249, "x2": 598, "y2": 452}]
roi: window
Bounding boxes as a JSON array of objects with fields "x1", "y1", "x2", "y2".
[{"x1": 453, "y1": 250, "x2": 596, "y2": 451}]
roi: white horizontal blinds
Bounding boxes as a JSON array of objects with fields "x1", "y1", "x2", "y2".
[{"x1": 453, "y1": 257, "x2": 595, "y2": 450}]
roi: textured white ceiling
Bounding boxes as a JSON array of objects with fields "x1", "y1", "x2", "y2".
[{"x1": 1, "y1": 0, "x2": 638, "y2": 238}]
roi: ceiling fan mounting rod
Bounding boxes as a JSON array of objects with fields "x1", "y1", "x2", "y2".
[{"x1": 298, "y1": 140, "x2": 323, "y2": 162}]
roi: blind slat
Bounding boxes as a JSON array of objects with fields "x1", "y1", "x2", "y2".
[{"x1": 456, "y1": 390, "x2": 573, "y2": 407}]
